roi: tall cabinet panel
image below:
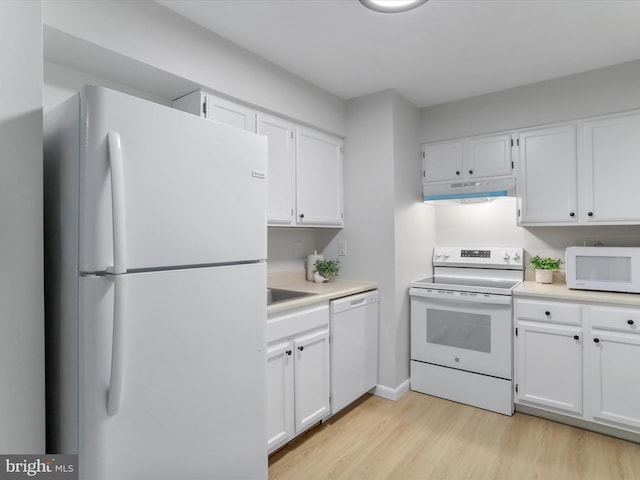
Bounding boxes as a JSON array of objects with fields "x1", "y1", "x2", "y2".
[
  {"x1": 583, "y1": 112, "x2": 640, "y2": 223},
  {"x1": 296, "y1": 128, "x2": 344, "y2": 227},
  {"x1": 173, "y1": 90, "x2": 256, "y2": 132},
  {"x1": 257, "y1": 114, "x2": 296, "y2": 225},
  {"x1": 517, "y1": 124, "x2": 577, "y2": 224}
]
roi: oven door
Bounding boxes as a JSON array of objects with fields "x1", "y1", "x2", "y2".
[{"x1": 410, "y1": 288, "x2": 512, "y2": 379}]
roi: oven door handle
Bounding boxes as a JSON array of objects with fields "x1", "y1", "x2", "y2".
[{"x1": 409, "y1": 287, "x2": 512, "y2": 305}]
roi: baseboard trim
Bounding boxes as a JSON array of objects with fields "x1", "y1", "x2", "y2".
[
  {"x1": 372, "y1": 379, "x2": 411, "y2": 401},
  {"x1": 516, "y1": 404, "x2": 640, "y2": 444}
]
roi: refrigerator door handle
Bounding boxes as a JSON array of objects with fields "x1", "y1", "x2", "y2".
[
  {"x1": 107, "y1": 131, "x2": 128, "y2": 275},
  {"x1": 107, "y1": 274, "x2": 126, "y2": 416}
]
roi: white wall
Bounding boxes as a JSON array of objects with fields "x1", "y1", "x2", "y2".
[
  {"x1": 0, "y1": 1, "x2": 45, "y2": 453},
  {"x1": 318, "y1": 90, "x2": 434, "y2": 392},
  {"x1": 42, "y1": 0, "x2": 347, "y2": 135},
  {"x1": 44, "y1": 61, "x2": 172, "y2": 113},
  {"x1": 391, "y1": 93, "x2": 435, "y2": 386},
  {"x1": 421, "y1": 59, "x2": 640, "y2": 142},
  {"x1": 422, "y1": 60, "x2": 640, "y2": 263}
]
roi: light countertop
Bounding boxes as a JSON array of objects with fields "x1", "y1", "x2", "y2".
[
  {"x1": 267, "y1": 271, "x2": 378, "y2": 314},
  {"x1": 514, "y1": 281, "x2": 640, "y2": 307}
]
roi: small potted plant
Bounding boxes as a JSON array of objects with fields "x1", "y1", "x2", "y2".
[
  {"x1": 529, "y1": 255, "x2": 563, "y2": 284},
  {"x1": 313, "y1": 258, "x2": 340, "y2": 283}
]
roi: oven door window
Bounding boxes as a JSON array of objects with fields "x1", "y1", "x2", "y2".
[{"x1": 426, "y1": 308, "x2": 491, "y2": 353}]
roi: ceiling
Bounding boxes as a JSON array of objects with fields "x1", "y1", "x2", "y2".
[{"x1": 156, "y1": 0, "x2": 640, "y2": 108}]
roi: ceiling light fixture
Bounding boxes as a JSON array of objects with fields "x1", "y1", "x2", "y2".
[{"x1": 359, "y1": 0, "x2": 429, "y2": 13}]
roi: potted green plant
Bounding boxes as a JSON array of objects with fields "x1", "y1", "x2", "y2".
[
  {"x1": 529, "y1": 255, "x2": 563, "y2": 284},
  {"x1": 313, "y1": 258, "x2": 340, "y2": 283}
]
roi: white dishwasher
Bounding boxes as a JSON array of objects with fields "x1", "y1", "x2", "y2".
[{"x1": 330, "y1": 290, "x2": 379, "y2": 415}]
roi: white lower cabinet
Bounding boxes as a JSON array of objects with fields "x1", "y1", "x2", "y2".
[
  {"x1": 515, "y1": 297, "x2": 640, "y2": 436},
  {"x1": 266, "y1": 303, "x2": 330, "y2": 453},
  {"x1": 588, "y1": 305, "x2": 640, "y2": 430}
]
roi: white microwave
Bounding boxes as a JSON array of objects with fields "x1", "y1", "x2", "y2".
[{"x1": 566, "y1": 246, "x2": 640, "y2": 294}]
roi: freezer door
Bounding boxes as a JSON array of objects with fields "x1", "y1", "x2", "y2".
[
  {"x1": 78, "y1": 263, "x2": 267, "y2": 480},
  {"x1": 78, "y1": 86, "x2": 267, "y2": 273}
]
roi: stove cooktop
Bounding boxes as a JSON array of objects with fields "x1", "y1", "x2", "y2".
[{"x1": 410, "y1": 275, "x2": 523, "y2": 295}]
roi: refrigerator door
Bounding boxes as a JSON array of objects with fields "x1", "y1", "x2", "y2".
[
  {"x1": 78, "y1": 86, "x2": 267, "y2": 273},
  {"x1": 78, "y1": 263, "x2": 267, "y2": 480}
]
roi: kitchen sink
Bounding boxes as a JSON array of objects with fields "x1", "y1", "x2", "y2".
[{"x1": 267, "y1": 288, "x2": 315, "y2": 305}]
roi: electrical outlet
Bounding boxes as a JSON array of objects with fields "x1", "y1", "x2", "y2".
[
  {"x1": 339, "y1": 241, "x2": 347, "y2": 256},
  {"x1": 293, "y1": 241, "x2": 302, "y2": 256}
]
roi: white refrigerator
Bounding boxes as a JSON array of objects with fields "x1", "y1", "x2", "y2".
[{"x1": 44, "y1": 86, "x2": 268, "y2": 479}]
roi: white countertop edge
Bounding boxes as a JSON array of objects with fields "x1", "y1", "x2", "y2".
[
  {"x1": 267, "y1": 278, "x2": 378, "y2": 315},
  {"x1": 514, "y1": 281, "x2": 640, "y2": 307}
]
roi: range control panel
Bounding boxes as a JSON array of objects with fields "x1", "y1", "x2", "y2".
[
  {"x1": 433, "y1": 246, "x2": 524, "y2": 269},
  {"x1": 460, "y1": 250, "x2": 491, "y2": 258}
]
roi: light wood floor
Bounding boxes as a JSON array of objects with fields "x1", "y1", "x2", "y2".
[{"x1": 269, "y1": 391, "x2": 640, "y2": 480}]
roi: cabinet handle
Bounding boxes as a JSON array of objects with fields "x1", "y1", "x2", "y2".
[
  {"x1": 286, "y1": 350, "x2": 292, "y2": 356},
  {"x1": 468, "y1": 169, "x2": 474, "y2": 175},
  {"x1": 628, "y1": 320, "x2": 635, "y2": 325},
  {"x1": 588, "y1": 211, "x2": 594, "y2": 217},
  {"x1": 298, "y1": 346, "x2": 304, "y2": 352},
  {"x1": 593, "y1": 338, "x2": 600, "y2": 343},
  {"x1": 455, "y1": 170, "x2": 461, "y2": 175},
  {"x1": 545, "y1": 311, "x2": 551, "y2": 316},
  {"x1": 569, "y1": 212, "x2": 575, "y2": 217},
  {"x1": 573, "y1": 335, "x2": 580, "y2": 340}
]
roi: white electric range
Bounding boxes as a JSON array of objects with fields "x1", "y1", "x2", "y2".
[{"x1": 410, "y1": 246, "x2": 524, "y2": 415}]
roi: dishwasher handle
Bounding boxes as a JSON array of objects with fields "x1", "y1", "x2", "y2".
[{"x1": 330, "y1": 290, "x2": 378, "y2": 314}]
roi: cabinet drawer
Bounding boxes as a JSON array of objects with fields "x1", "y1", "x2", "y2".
[
  {"x1": 515, "y1": 298, "x2": 581, "y2": 326},
  {"x1": 267, "y1": 303, "x2": 329, "y2": 342},
  {"x1": 589, "y1": 305, "x2": 640, "y2": 334}
]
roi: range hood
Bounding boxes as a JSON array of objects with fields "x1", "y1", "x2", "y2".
[{"x1": 423, "y1": 177, "x2": 516, "y2": 204}]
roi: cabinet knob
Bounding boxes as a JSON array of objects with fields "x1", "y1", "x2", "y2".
[
  {"x1": 286, "y1": 350, "x2": 292, "y2": 356},
  {"x1": 593, "y1": 338, "x2": 600, "y2": 343},
  {"x1": 569, "y1": 212, "x2": 575, "y2": 217},
  {"x1": 299, "y1": 213, "x2": 304, "y2": 220},
  {"x1": 298, "y1": 346, "x2": 304, "y2": 352},
  {"x1": 545, "y1": 311, "x2": 551, "y2": 316},
  {"x1": 628, "y1": 319, "x2": 635, "y2": 325},
  {"x1": 468, "y1": 169, "x2": 474, "y2": 175},
  {"x1": 455, "y1": 170, "x2": 461, "y2": 175},
  {"x1": 573, "y1": 335, "x2": 580, "y2": 340},
  {"x1": 588, "y1": 211, "x2": 594, "y2": 217}
]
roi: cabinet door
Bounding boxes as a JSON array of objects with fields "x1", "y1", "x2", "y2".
[
  {"x1": 516, "y1": 321, "x2": 583, "y2": 415},
  {"x1": 204, "y1": 94, "x2": 257, "y2": 132},
  {"x1": 422, "y1": 140, "x2": 463, "y2": 183},
  {"x1": 173, "y1": 91, "x2": 257, "y2": 132},
  {"x1": 296, "y1": 128, "x2": 343, "y2": 227},
  {"x1": 517, "y1": 124, "x2": 578, "y2": 224},
  {"x1": 583, "y1": 112, "x2": 640, "y2": 223},
  {"x1": 266, "y1": 340, "x2": 294, "y2": 453},
  {"x1": 293, "y1": 328, "x2": 330, "y2": 433},
  {"x1": 589, "y1": 330, "x2": 640, "y2": 430},
  {"x1": 465, "y1": 133, "x2": 513, "y2": 179},
  {"x1": 257, "y1": 114, "x2": 296, "y2": 226}
]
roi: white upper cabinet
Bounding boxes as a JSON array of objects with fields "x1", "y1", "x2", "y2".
[
  {"x1": 175, "y1": 91, "x2": 344, "y2": 228},
  {"x1": 517, "y1": 110, "x2": 640, "y2": 226},
  {"x1": 422, "y1": 133, "x2": 513, "y2": 184},
  {"x1": 173, "y1": 90, "x2": 257, "y2": 132},
  {"x1": 466, "y1": 133, "x2": 514, "y2": 179},
  {"x1": 582, "y1": 111, "x2": 640, "y2": 224},
  {"x1": 257, "y1": 114, "x2": 296, "y2": 226},
  {"x1": 296, "y1": 127, "x2": 344, "y2": 227},
  {"x1": 422, "y1": 140, "x2": 463, "y2": 182},
  {"x1": 517, "y1": 124, "x2": 578, "y2": 225}
]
